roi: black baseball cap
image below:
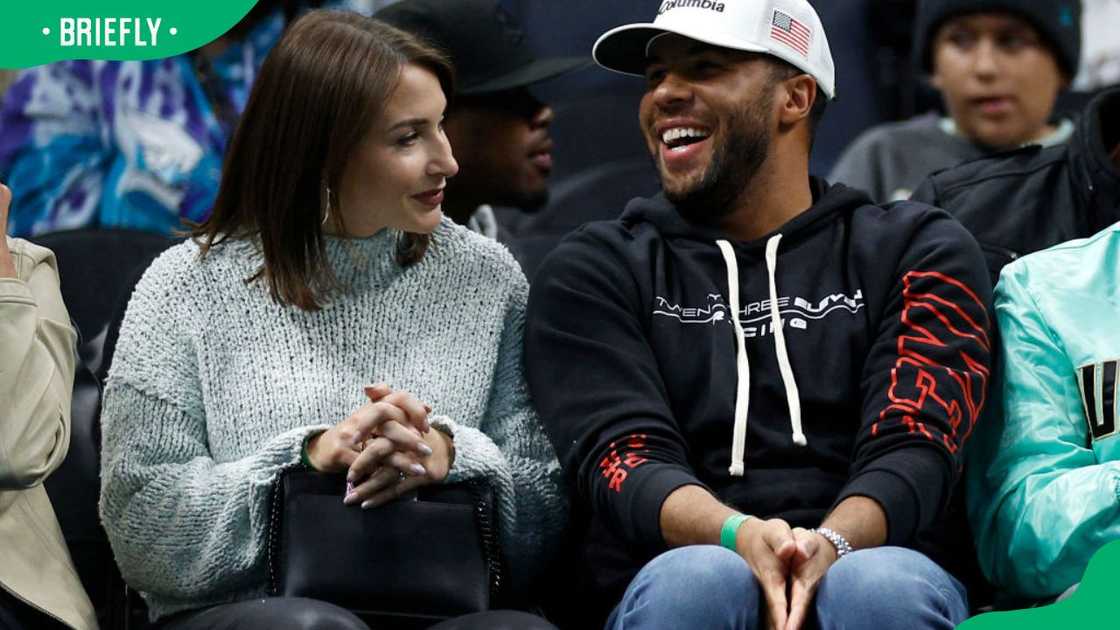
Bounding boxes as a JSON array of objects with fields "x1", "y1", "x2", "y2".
[{"x1": 376, "y1": 0, "x2": 589, "y2": 95}]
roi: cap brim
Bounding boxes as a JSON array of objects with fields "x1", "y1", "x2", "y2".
[
  {"x1": 593, "y1": 23, "x2": 769, "y2": 77},
  {"x1": 460, "y1": 56, "x2": 591, "y2": 95}
]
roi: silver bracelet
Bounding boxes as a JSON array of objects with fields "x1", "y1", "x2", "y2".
[{"x1": 812, "y1": 527, "x2": 853, "y2": 558}]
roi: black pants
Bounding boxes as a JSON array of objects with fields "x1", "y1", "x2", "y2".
[
  {"x1": 0, "y1": 589, "x2": 68, "y2": 630},
  {"x1": 157, "y1": 598, "x2": 558, "y2": 630}
]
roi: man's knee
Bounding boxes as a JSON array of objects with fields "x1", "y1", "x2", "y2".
[
  {"x1": 816, "y1": 547, "x2": 967, "y2": 628},
  {"x1": 611, "y1": 546, "x2": 758, "y2": 630}
]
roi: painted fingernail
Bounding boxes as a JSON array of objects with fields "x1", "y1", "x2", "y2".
[
  {"x1": 410, "y1": 463, "x2": 426, "y2": 476},
  {"x1": 361, "y1": 500, "x2": 375, "y2": 509},
  {"x1": 345, "y1": 480, "x2": 355, "y2": 494},
  {"x1": 344, "y1": 492, "x2": 357, "y2": 505},
  {"x1": 418, "y1": 443, "x2": 433, "y2": 456}
]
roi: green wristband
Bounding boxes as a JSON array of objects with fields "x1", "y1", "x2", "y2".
[{"x1": 720, "y1": 513, "x2": 752, "y2": 551}]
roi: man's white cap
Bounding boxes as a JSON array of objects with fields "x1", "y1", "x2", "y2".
[{"x1": 593, "y1": 0, "x2": 836, "y2": 100}]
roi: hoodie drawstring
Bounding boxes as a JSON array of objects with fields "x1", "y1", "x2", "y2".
[
  {"x1": 765, "y1": 235, "x2": 807, "y2": 448},
  {"x1": 717, "y1": 235, "x2": 807, "y2": 478},
  {"x1": 716, "y1": 241, "x2": 751, "y2": 477}
]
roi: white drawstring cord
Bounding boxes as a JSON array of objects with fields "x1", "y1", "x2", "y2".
[
  {"x1": 717, "y1": 240, "x2": 750, "y2": 477},
  {"x1": 765, "y1": 235, "x2": 807, "y2": 447}
]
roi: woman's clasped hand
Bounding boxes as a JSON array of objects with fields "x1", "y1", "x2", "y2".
[{"x1": 305, "y1": 383, "x2": 454, "y2": 508}]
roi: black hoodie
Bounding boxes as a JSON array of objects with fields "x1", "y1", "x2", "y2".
[{"x1": 525, "y1": 179, "x2": 992, "y2": 618}]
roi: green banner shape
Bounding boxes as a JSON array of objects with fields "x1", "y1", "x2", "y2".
[
  {"x1": 0, "y1": 0, "x2": 259, "y2": 69},
  {"x1": 959, "y1": 539, "x2": 1120, "y2": 629}
]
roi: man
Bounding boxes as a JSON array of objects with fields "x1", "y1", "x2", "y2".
[
  {"x1": 830, "y1": 0, "x2": 1081, "y2": 202},
  {"x1": 939, "y1": 87, "x2": 1120, "y2": 604},
  {"x1": 0, "y1": 1, "x2": 325, "y2": 237},
  {"x1": 524, "y1": 1, "x2": 992, "y2": 629},
  {"x1": 0, "y1": 183, "x2": 95, "y2": 630},
  {"x1": 912, "y1": 88, "x2": 1120, "y2": 286},
  {"x1": 376, "y1": 0, "x2": 586, "y2": 240}
]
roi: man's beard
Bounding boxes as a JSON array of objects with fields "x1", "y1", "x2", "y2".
[{"x1": 660, "y1": 91, "x2": 773, "y2": 225}]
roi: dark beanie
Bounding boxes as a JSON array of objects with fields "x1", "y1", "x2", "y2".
[{"x1": 915, "y1": 0, "x2": 1082, "y2": 78}]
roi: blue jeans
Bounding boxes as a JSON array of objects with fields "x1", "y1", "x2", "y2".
[{"x1": 606, "y1": 545, "x2": 968, "y2": 630}]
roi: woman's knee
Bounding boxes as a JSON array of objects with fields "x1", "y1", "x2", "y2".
[
  {"x1": 236, "y1": 598, "x2": 368, "y2": 630},
  {"x1": 159, "y1": 598, "x2": 369, "y2": 630},
  {"x1": 429, "y1": 610, "x2": 558, "y2": 630},
  {"x1": 282, "y1": 598, "x2": 368, "y2": 630}
]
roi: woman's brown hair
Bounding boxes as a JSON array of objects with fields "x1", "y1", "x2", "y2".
[{"x1": 193, "y1": 10, "x2": 454, "y2": 310}]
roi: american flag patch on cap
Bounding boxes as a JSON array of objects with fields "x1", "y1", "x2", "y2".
[{"x1": 770, "y1": 9, "x2": 811, "y2": 57}]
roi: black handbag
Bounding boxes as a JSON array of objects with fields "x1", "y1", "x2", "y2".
[{"x1": 267, "y1": 468, "x2": 503, "y2": 625}]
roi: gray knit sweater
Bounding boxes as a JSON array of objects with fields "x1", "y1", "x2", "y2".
[{"x1": 99, "y1": 219, "x2": 566, "y2": 619}]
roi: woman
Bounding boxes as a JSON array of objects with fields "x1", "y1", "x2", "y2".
[
  {"x1": 0, "y1": 183, "x2": 97, "y2": 630},
  {"x1": 99, "y1": 11, "x2": 565, "y2": 629}
]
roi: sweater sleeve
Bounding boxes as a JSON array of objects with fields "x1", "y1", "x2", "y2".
[
  {"x1": 0, "y1": 240, "x2": 76, "y2": 489},
  {"x1": 431, "y1": 272, "x2": 567, "y2": 590},
  {"x1": 98, "y1": 255, "x2": 325, "y2": 603},
  {"x1": 525, "y1": 229, "x2": 700, "y2": 553},
  {"x1": 836, "y1": 209, "x2": 993, "y2": 545},
  {"x1": 967, "y1": 264, "x2": 1120, "y2": 600}
]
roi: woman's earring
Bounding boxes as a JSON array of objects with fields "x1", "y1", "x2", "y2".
[{"x1": 322, "y1": 186, "x2": 332, "y2": 226}]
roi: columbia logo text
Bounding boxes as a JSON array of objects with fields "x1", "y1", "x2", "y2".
[{"x1": 658, "y1": 0, "x2": 727, "y2": 15}]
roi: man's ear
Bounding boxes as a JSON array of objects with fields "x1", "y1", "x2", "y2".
[{"x1": 778, "y1": 74, "x2": 817, "y2": 126}]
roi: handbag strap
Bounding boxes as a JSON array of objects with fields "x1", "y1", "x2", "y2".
[
  {"x1": 465, "y1": 478, "x2": 505, "y2": 603},
  {"x1": 266, "y1": 467, "x2": 288, "y2": 595}
]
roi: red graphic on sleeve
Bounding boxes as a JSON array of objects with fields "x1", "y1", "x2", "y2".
[
  {"x1": 599, "y1": 434, "x2": 650, "y2": 493},
  {"x1": 873, "y1": 271, "x2": 990, "y2": 454}
]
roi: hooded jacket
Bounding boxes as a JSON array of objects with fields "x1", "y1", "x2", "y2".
[
  {"x1": 971, "y1": 223, "x2": 1120, "y2": 602},
  {"x1": 525, "y1": 179, "x2": 992, "y2": 616},
  {"x1": 912, "y1": 87, "x2": 1120, "y2": 288}
]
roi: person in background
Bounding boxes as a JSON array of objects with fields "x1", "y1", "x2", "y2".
[
  {"x1": 99, "y1": 11, "x2": 563, "y2": 629},
  {"x1": 525, "y1": 0, "x2": 992, "y2": 628},
  {"x1": 376, "y1": 0, "x2": 586, "y2": 240},
  {"x1": 912, "y1": 86, "x2": 1120, "y2": 285},
  {"x1": 830, "y1": 0, "x2": 1082, "y2": 202},
  {"x1": 0, "y1": 182, "x2": 96, "y2": 630},
  {"x1": 0, "y1": 1, "x2": 327, "y2": 237},
  {"x1": 932, "y1": 86, "x2": 1119, "y2": 604}
]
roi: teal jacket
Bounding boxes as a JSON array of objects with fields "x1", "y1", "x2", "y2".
[{"x1": 968, "y1": 222, "x2": 1120, "y2": 601}]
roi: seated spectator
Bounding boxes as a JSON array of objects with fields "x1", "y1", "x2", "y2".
[
  {"x1": 913, "y1": 86, "x2": 1120, "y2": 286},
  {"x1": 960, "y1": 89, "x2": 1120, "y2": 604},
  {"x1": 376, "y1": 0, "x2": 586, "y2": 240},
  {"x1": 0, "y1": 182, "x2": 96, "y2": 629},
  {"x1": 0, "y1": 1, "x2": 324, "y2": 237},
  {"x1": 524, "y1": 1, "x2": 992, "y2": 628},
  {"x1": 830, "y1": 0, "x2": 1082, "y2": 202},
  {"x1": 98, "y1": 12, "x2": 563, "y2": 629}
]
